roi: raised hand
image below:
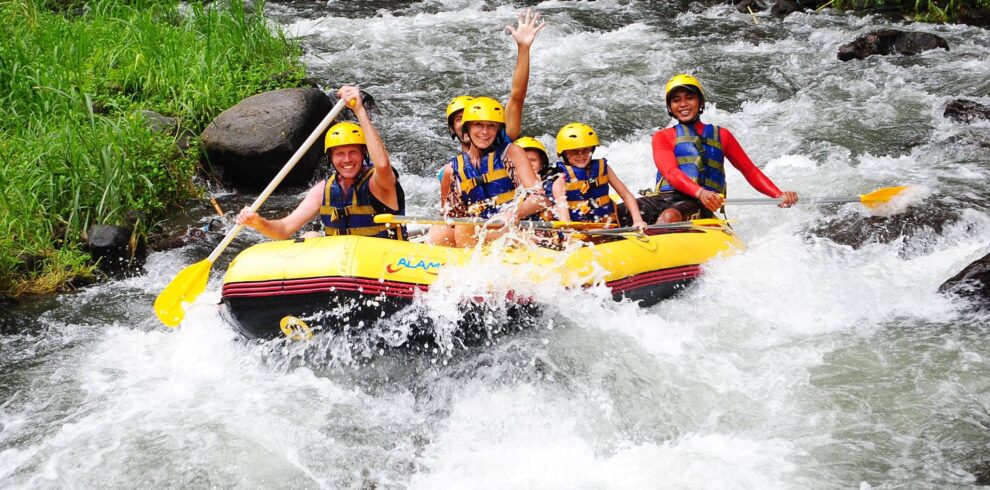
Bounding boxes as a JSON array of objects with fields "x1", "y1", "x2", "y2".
[{"x1": 506, "y1": 8, "x2": 546, "y2": 48}]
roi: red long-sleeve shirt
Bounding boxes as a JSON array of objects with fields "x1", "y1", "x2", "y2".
[{"x1": 651, "y1": 122, "x2": 782, "y2": 199}]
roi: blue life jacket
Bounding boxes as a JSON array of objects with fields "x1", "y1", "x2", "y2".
[
  {"x1": 452, "y1": 149, "x2": 516, "y2": 219},
  {"x1": 655, "y1": 123, "x2": 726, "y2": 195},
  {"x1": 558, "y1": 158, "x2": 616, "y2": 223},
  {"x1": 320, "y1": 164, "x2": 405, "y2": 240}
]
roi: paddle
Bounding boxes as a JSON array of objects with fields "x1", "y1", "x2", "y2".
[
  {"x1": 153, "y1": 99, "x2": 349, "y2": 327},
  {"x1": 373, "y1": 213, "x2": 614, "y2": 231},
  {"x1": 724, "y1": 186, "x2": 909, "y2": 210},
  {"x1": 581, "y1": 218, "x2": 730, "y2": 236}
]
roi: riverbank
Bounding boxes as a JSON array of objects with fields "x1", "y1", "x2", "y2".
[
  {"x1": 0, "y1": 0, "x2": 306, "y2": 298},
  {"x1": 832, "y1": 0, "x2": 990, "y2": 24}
]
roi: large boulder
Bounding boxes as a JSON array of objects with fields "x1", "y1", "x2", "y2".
[
  {"x1": 944, "y1": 99, "x2": 990, "y2": 124},
  {"x1": 201, "y1": 88, "x2": 332, "y2": 191},
  {"x1": 939, "y1": 251, "x2": 990, "y2": 306},
  {"x1": 810, "y1": 204, "x2": 957, "y2": 252},
  {"x1": 86, "y1": 224, "x2": 146, "y2": 273},
  {"x1": 837, "y1": 29, "x2": 949, "y2": 61}
]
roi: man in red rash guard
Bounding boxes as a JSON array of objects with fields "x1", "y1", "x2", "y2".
[{"x1": 618, "y1": 74, "x2": 798, "y2": 225}]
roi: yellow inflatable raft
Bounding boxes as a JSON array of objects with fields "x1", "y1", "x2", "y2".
[{"x1": 219, "y1": 221, "x2": 743, "y2": 340}]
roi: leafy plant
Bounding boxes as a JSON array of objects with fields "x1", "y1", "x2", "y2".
[
  {"x1": 0, "y1": 0, "x2": 306, "y2": 296},
  {"x1": 830, "y1": 0, "x2": 989, "y2": 22}
]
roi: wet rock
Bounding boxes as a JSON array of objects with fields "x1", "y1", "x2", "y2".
[
  {"x1": 138, "y1": 110, "x2": 178, "y2": 134},
  {"x1": 809, "y1": 205, "x2": 958, "y2": 250},
  {"x1": 939, "y1": 251, "x2": 990, "y2": 306},
  {"x1": 944, "y1": 99, "x2": 990, "y2": 124},
  {"x1": 736, "y1": 0, "x2": 766, "y2": 14},
  {"x1": 137, "y1": 110, "x2": 196, "y2": 152},
  {"x1": 86, "y1": 224, "x2": 146, "y2": 273},
  {"x1": 771, "y1": 0, "x2": 804, "y2": 17},
  {"x1": 957, "y1": 8, "x2": 990, "y2": 28},
  {"x1": 201, "y1": 87, "x2": 332, "y2": 191},
  {"x1": 838, "y1": 29, "x2": 949, "y2": 61},
  {"x1": 147, "y1": 227, "x2": 210, "y2": 252},
  {"x1": 742, "y1": 26, "x2": 771, "y2": 45},
  {"x1": 971, "y1": 460, "x2": 990, "y2": 485}
]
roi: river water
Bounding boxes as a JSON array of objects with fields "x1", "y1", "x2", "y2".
[{"x1": 2, "y1": 1, "x2": 990, "y2": 488}]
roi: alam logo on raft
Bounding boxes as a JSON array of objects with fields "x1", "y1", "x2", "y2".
[{"x1": 385, "y1": 257, "x2": 443, "y2": 275}]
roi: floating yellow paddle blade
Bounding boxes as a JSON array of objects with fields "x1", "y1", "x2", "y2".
[
  {"x1": 153, "y1": 259, "x2": 212, "y2": 328},
  {"x1": 860, "y1": 186, "x2": 909, "y2": 209},
  {"x1": 151, "y1": 100, "x2": 349, "y2": 328}
]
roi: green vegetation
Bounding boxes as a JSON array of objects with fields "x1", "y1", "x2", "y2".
[
  {"x1": 0, "y1": 0, "x2": 306, "y2": 296},
  {"x1": 829, "y1": 0, "x2": 990, "y2": 22}
]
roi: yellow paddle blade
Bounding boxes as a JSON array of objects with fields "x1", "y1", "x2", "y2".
[
  {"x1": 860, "y1": 186, "x2": 909, "y2": 209},
  {"x1": 153, "y1": 259, "x2": 212, "y2": 328}
]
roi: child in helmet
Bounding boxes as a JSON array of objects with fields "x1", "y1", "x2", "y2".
[
  {"x1": 635, "y1": 74, "x2": 797, "y2": 224},
  {"x1": 513, "y1": 136, "x2": 559, "y2": 205},
  {"x1": 236, "y1": 85, "x2": 405, "y2": 240},
  {"x1": 550, "y1": 123, "x2": 647, "y2": 229}
]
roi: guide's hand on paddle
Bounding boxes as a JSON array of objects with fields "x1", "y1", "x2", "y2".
[
  {"x1": 338, "y1": 85, "x2": 362, "y2": 111},
  {"x1": 633, "y1": 219, "x2": 648, "y2": 234},
  {"x1": 696, "y1": 189, "x2": 724, "y2": 212},
  {"x1": 236, "y1": 206, "x2": 262, "y2": 229},
  {"x1": 778, "y1": 191, "x2": 799, "y2": 208},
  {"x1": 507, "y1": 8, "x2": 545, "y2": 47}
]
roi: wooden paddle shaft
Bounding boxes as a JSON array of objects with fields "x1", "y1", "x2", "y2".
[{"x1": 206, "y1": 99, "x2": 348, "y2": 263}]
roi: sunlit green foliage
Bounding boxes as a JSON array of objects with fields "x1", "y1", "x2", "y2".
[
  {"x1": 0, "y1": 0, "x2": 305, "y2": 296},
  {"x1": 830, "y1": 0, "x2": 990, "y2": 22}
]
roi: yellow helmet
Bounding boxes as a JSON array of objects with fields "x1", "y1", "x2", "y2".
[
  {"x1": 461, "y1": 97, "x2": 505, "y2": 124},
  {"x1": 445, "y1": 95, "x2": 474, "y2": 121},
  {"x1": 664, "y1": 74, "x2": 706, "y2": 114},
  {"x1": 555, "y1": 123, "x2": 599, "y2": 155},
  {"x1": 324, "y1": 122, "x2": 365, "y2": 151},
  {"x1": 514, "y1": 136, "x2": 549, "y2": 163}
]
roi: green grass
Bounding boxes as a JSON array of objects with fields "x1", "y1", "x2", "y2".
[
  {"x1": 829, "y1": 0, "x2": 990, "y2": 22},
  {"x1": 0, "y1": 0, "x2": 306, "y2": 296}
]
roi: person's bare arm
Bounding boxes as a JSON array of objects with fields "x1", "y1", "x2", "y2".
[
  {"x1": 236, "y1": 182, "x2": 324, "y2": 240},
  {"x1": 339, "y1": 85, "x2": 399, "y2": 210},
  {"x1": 607, "y1": 168, "x2": 646, "y2": 228},
  {"x1": 504, "y1": 9, "x2": 545, "y2": 141},
  {"x1": 551, "y1": 176, "x2": 569, "y2": 222}
]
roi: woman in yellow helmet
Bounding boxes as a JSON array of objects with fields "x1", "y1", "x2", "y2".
[
  {"x1": 549, "y1": 123, "x2": 647, "y2": 229},
  {"x1": 236, "y1": 85, "x2": 405, "y2": 240},
  {"x1": 641, "y1": 74, "x2": 798, "y2": 223},
  {"x1": 431, "y1": 9, "x2": 546, "y2": 244},
  {"x1": 431, "y1": 97, "x2": 546, "y2": 247}
]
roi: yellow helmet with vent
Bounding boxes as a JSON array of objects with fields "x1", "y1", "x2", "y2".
[
  {"x1": 555, "y1": 123, "x2": 599, "y2": 155},
  {"x1": 324, "y1": 122, "x2": 365, "y2": 151},
  {"x1": 461, "y1": 97, "x2": 505, "y2": 124}
]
